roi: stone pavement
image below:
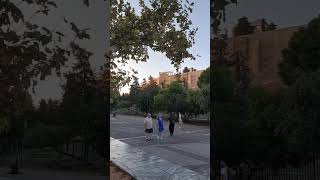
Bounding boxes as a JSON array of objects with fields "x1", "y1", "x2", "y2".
[
  {"x1": 0, "y1": 146, "x2": 106, "y2": 180},
  {"x1": 111, "y1": 137, "x2": 208, "y2": 180},
  {"x1": 0, "y1": 168, "x2": 106, "y2": 180},
  {"x1": 111, "y1": 115, "x2": 210, "y2": 179}
]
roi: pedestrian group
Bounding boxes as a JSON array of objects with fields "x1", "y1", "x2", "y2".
[{"x1": 144, "y1": 112, "x2": 183, "y2": 141}]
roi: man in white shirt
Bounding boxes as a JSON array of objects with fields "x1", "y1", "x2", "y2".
[
  {"x1": 144, "y1": 113, "x2": 153, "y2": 141},
  {"x1": 178, "y1": 112, "x2": 183, "y2": 129}
]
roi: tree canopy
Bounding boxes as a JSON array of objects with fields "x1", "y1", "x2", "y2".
[
  {"x1": 0, "y1": 0, "x2": 93, "y2": 135},
  {"x1": 153, "y1": 81, "x2": 189, "y2": 113},
  {"x1": 111, "y1": 0, "x2": 197, "y2": 67},
  {"x1": 108, "y1": 0, "x2": 198, "y2": 93},
  {"x1": 279, "y1": 15, "x2": 320, "y2": 85},
  {"x1": 211, "y1": 0, "x2": 237, "y2": 35}
]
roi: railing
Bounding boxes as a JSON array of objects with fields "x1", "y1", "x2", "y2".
[{"x1": 212, "y1": 158, "x2": 320, "y2": 180}]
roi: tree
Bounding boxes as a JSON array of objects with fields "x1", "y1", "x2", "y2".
[
  {"x1": 212, "y1": 66, "x2": 235, "y2": 101},
  {"x1": 153, "y1": 81, "x2": 189, "y2": 116},
  {"x1": 141, "y1": 78, "x2": 148, "y2": 89},
  {"x1": 110, "y1": 0, "x2": 198, "y2": 92},
  {"x1": 198, "y1": 67, "x2": 210, "y2": 88},
  {"x1": 61, "y1": 56, "x2": 106, "y2": 160},
  {"x1": 211, "y1": 31, "x2": 229, "y2": 65},
  {"x1": 233, "y1": 16, "x2": 255, "y2": 37},
  {"x1": 186, "y1": 89, "x2": 202, "y2": 118},
  {"x1": 197, "y1": 68, "x2": 210, "y2": 114},
  {"x1": 129, "y1": 76, "x2": 140, "y2": 97},
  {"x1": 285, "y1": 71, "x2": 320, "y2": 163},
  {"x1": 279, "y1": 15, "x2": 320, "y2": 85},
  {"x1": 211, "y1": 1, "x2": 239, "y2": 172},
  {"x1": 211, "y1": 0, "x2": 238, "y2": 34},
  {"x1": 148, "y1": 76, "x2": 158, "y2": 87},
  {"x1": 183, "y1": 67, "x2": 190, "y2": 73},
  {"x1": 137, "y1": 78, "x2": 160, "y2": 113},
  {"x1": 245, "y1": 86, "x2": 290, "y2": 168},
  {"x1": 0, "y1": 1, "x2": 93, "y2": 141}
]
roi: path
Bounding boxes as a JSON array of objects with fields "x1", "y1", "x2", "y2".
[{"x1": 110, "y1": 114, "x2": 210, "y2": 177}]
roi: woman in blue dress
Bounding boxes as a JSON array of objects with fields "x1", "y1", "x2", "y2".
[{"x1": 156, "y1": 113, "x2": 165, "y2": 140}]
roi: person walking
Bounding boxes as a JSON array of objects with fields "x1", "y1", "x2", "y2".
[
  {"x1": 168, "y1": 112, "x2": 175, "y2": 136},
  {"x1": 178, "y1": 112, "x2": 183, "y2": 129},
  {"x1": 144, "y1": 113, "x2": 153, "y2": 141},
  {"x1": 220, "y1": 161, "x2": 229, "y2": 180},
  {"x1": 156, "y1": 113, "x2": 165, "y2": 140}
]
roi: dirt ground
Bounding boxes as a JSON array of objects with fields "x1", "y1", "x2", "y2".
[{"x1": 110, "y1": 162, "x2": 135, "y2": 180}]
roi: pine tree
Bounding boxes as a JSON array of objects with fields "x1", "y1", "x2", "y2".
[
  {"x1": 130, "y1": 76, "x2": 140, "y2": 96},
  {"x1": 148, "y1": 76, "x2": 158, "y2": 87}
]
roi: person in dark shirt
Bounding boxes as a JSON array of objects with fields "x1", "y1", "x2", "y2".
[{"x1": 168, "y1": 112, "x2": 175, "y2": 136}]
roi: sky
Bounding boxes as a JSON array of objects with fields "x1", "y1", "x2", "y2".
[
  {"x1": 221, "y1": 0, "x2": 320, "y2": 35},
  {"x1": 120, "y1": 0, "x2": 210, "y2": 94}
]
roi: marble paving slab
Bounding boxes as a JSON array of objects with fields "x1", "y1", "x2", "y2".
[{"x1": 110, "y1": 137, "x2": 209, "y2": 180}]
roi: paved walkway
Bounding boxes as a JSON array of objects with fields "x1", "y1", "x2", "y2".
[
  {"x1": 0, "y1": 168, "x2": 106, "y2": 180},
  {"x1": 111, "y1": 115, "x2": 210, "y2": 179},
  {"x1": 0, "y1": 147, "x2": 106, "y2": 180},
  {"x1": 111, "y1": 137, "x2": 208, "y2": 180}
]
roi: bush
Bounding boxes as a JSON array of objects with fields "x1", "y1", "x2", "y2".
[{"x1": 24, "y1": 123, "x2": 68, "y2": 148}]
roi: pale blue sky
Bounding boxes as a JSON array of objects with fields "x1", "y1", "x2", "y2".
[
  {"x1": 121, "y1": 0, "x2": 210, "y2": 93},
  {"x1": 221, "y1": 0, "x2": 320, "y2": 36}
]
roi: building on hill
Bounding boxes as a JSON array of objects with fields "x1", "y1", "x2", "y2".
[
  {"x1": 153, "y1": 68, "x2": 205, "y2": 90},
  {"x1": 213, "y1": 25, "x2": 305, "y2": 90}
]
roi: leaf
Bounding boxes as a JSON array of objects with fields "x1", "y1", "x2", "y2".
[
  {"x1": 55, "y1": 31, "x2": 64, "y2": 36},
  {"x1": 70, "y1": 22, "x2": 80, "y2": 34},
  {"x1": 230, "y1": 0, "x2": 238, "y2": 4},
  {"x1": 45, "y1": 47, "x2": 52, "y2": 54},
  {"x1": 47, "y1": 1, "x2": 58, "y2": 8},
  {"x1": 42, "y1": 27, "x2": 51, "y2": 34},
  {"x1": 83, "y1": 0, "x2": 90, "y2": 7},
  {"x1": 36, "y1": 9, "x2": 50, "y2": 15},
  {"x1": 64, "y1": 18, "x2": 68, "y2": 23}
]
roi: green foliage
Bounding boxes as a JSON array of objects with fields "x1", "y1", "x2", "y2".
[
  {"x1": 154, "y1": 81, "x2": 187, "y2": 113},
  {"x1": 129, "y1": 76, "x2": 141, "y2": 98},
  {"x1": 0, "y1": 0, "x2": 92, "y2": 138},
  {"x1": 35, "y1": 99, "x2": 62, "y2": 126},
  {"x1": 197, "y1": 67, "x2": 210, "y2": 113},
  {"x1": 199, "y1": 83, "x2": 210, "y2": 113},
  {"x1": 279, "y1": 15, "x2": 320, "y2": 85},
  {"x1": 110, "y1": 0, "x2": 198, "y2": 95},
  {"x1": 185, "y1": 89, "x2": 202, "y2": 116},
  {"x1": 137, "y1": 76, "x2": 160, "y2": 113},
  {"x1": 197, "y1": 67, "x2": 210, "y2": 88},
  {"x1": 24, "y1": 123, "x2": 68, "y2": 148},
  {"x1": 287, "y1": 72, "x2": 320, "y2": 155},
  {"x1": 61, "y1": 56, "x2": 105, "y2": 138},
  {"x1": 214, "y1": 99, "x2": 249, "y2": 165},
  {"x1": 246, "y1": 87, "x2": 288, "y2": 167},
  {"x1": 212, "y1": 66, "x2": 235, "y2": 101},
  {"x1": 0, "y1": 113, "x2": 10, "y2": 135},
  {"x1": 211, "y1": 0, "x2": 237, "y2": 34},
  {"x1": 111, "y1": 0, "x2": 197, "y2": 68}
]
